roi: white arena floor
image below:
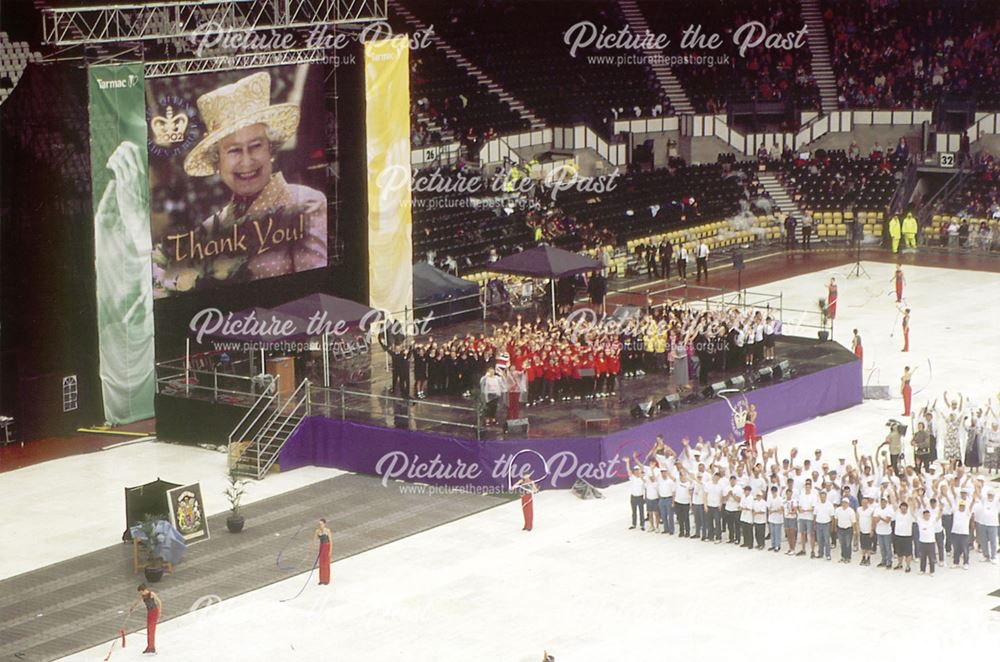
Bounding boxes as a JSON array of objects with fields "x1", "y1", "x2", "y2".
[{"x1": 2, "y1": 261, "x2": 998, "y2": 661}]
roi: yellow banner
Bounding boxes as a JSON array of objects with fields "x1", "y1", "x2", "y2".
[{"x1": 365, "y1": 38, "x2": 413, "y2": 322}]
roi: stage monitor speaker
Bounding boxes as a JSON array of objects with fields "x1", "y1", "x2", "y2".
[
  {"x1": 631, "y1": 399, "x2": 654, "y2": 419},
  {"x1": 506, "y1": 417, "x2": 529, "y2": 437},
  {"x1": 657, "y1": 393, "x2": 681, "y2": 412},
  {"x1": 727, "y1": 375, "x2": 746, "y2": 390},
  {"x1": 757, "y1": 366, "x2": 773, "y2": 381},
  {"x1": 701, "y1": 382, "x2": 726, "y2": 398},
  {"x1": 773, "y1": 360, "x2": 792, "y2": 380}
]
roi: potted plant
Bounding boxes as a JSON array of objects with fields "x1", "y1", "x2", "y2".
[
  {"x1": 138, "y1": 514, "x2": 166, "y2": 583},
  {"x1": 225, "y1": 469, "x2": 249, "y2": 533},
  {"x1": 817, "y1": 297, "x2": 830, "y2": 341}
]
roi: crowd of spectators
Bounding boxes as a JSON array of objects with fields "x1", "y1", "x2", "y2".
[
  {"x1": 640, "y1": 0, "x2": 819, "y2": 116},
  {"x1": 938, "y1": 154, "x2": 1000, "y2": 238},
  {"x1": 825, "y1": 0, "x2": 1000, "y2": 110}
]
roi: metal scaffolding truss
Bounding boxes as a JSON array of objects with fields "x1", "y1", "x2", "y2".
[
  {"x1": 42, "y1": 0, "x2": 387, "y2": 46},
  {"x1": 144, "y1": 47, "x2": 329, "y2": 78}
]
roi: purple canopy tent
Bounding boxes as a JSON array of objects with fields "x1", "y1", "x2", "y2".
[
  {"x1": 272, "y1": 293, "x2": 377, "y2": 330},
  {"x1": 272, "y1": 294, "x2": 381, "y2": 387},
  {"x1": 488, "y1": 245, "x2": 600, "y2": 321}
]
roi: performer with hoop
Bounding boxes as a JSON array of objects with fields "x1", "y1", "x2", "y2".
[
  {"x1": 901, "y1": 366, "x2": 914, "y2": 417},
  {"x1": 827, "y1": 278, "x2": 839, "y2": 320},
  {"x1": 129, "y1": 584, "x2": 162, "y2": 655},
  {"x1": 893, "y1": 264, "x2": 906, "y2": 303},
  {"x1": 514, "y1": 470, "x2": 538, "y2": 531},
  {"x1": 315, "y1": 518, "x2": 332, "y2": 585},
  {"x1": 900, "y1": 307, "x2": 911, "y2": 352},
  {"x1": 851, "y1": 329, "x2": 863, "y2": 362}
]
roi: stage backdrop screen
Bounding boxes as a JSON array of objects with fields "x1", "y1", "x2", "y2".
[{"x1": 145, "y1": 64, "x2": 328, "y2": 299}]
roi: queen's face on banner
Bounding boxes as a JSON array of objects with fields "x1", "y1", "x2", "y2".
[{"x1": 217, "y1": 123, "x2": 273, "y2": 199}]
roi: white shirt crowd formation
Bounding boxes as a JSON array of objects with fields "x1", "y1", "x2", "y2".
[{"x1": 624, "y1": 433, "x2": 1000, "y2": 575}]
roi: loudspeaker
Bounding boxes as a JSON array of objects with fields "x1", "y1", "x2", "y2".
[
  {"x1": 757, "y1": 366, "x2": 773, "y2": 381},
  {"x1": 506, "y1": 417, "x2": 530, "y2": 437},
  {"x1": 657, "y1": 393, "x2": 681, "y2": 412},
  {"x1": 701, "y1": 382, "x2": 726, "y2": 398},
  {"x1": 727, "y1": 375, "x2": 745, "y2": 389},
  {"x1": 773, "y1": 360, "x2": 792, "y2": 380},
  {"x1": 631, "y1": 399, "x2": 654, "y2": 418}
]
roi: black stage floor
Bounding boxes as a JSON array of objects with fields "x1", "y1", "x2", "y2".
[{"x1": 313, "y1": 335, "x2": 858, "y2": 441}]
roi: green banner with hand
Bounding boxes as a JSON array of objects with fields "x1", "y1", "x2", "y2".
[{"x1": 88, "y1": 63, "x2": 155, "y2": 425}]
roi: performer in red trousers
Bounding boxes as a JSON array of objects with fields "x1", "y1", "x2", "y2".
[
  {"x1": 315, "y1": 518, "x2": 332, "y2": 585},
  {"x1": 851, "y1": 329, "x2": 863, "y2": 362},
  {"x1": 901, "y1": 366, "x2": 913, "y2": 417},
  {"x1": 515, "y1": 470, "x2": 538, "y2": 531},
  {"x1": 901, "y1": 307, "x2": 910, "y2": 352},
  {"x1": 893, "y1": 264, "x2": 905, "y2": 303},
  {"x1": 827, "y1": 277, "x2": 838, "y2": 320},
  {"x1": 743, "y1": 404, "x2": 759, "y2": 456},
  {"x1": 130, "y1": 584, "x2": 161, "y2": 654}
]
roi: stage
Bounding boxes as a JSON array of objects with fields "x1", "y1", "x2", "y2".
[
  {"x1": 334, "y1": 335, "x2": 857, "y2": 440},
  {"x1": 278, "y1": 337, "x2": 862, "y2": 490}
]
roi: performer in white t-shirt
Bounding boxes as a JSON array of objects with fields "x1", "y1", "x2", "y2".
[
  {"x1": 873, "y1": 496, "x2": 895, "y2": 569},
  {"x1": 857, "y1": 496, "x2": 876, "y2": 566},
  {"x1": 916, "y1": 508, "x2": 940, "y2": 575},
  {"x1": 766, "y1": 486, "x2": 784, "y2": 552},
  {"x1": 833, "y1": 498, "x2": 858, "y2": 564},
  {"x1": 795, "y1": 480, "x2": 817, "y2": 557}
]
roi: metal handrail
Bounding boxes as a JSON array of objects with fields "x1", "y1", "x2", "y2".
[
  {"x1": 254, "y1": 378, "x2": 311, "y2": 477},
  {"x1": 312, "y1": 385, "x2": 478, "y2": 414},
  {"x1": 227, "y1": 376, "x2": 279, "y2": 462}
]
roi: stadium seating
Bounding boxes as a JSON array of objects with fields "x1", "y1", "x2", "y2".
[
  {"x1": 824, "y1": 0, "x2": 1000, "y2": 110},
  {"x1": 409, "y1": 45, "x2": 530, "y2": 147},
  {"x1": 397, "y1": 0, "x2": 668, "y2": 128},
  {"x1": 639, "y1": 0, "x2": 819, "y2": 115},
  {"x1": 0, "y1": 32, "x2": 41, "y2": 106}
]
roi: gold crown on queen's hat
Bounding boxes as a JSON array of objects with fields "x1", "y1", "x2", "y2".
[{"x1": 183, "y1": 71, "x2": 300, "y2": 177}]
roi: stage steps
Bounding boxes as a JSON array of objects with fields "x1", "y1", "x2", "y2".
[
  {"x1": 229, "y1": 378, "x2": 310, "y2": 480},
  {"x1": 800, "y1": 0, "x2": 840, "y2": 114},
  {"x1": 617, "y1": 0, "x2": 695, "y2": 115}
]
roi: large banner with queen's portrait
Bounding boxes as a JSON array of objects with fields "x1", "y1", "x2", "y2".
[{"x1": 145, "y1": 64, "x2": 329, "y2": 298}]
